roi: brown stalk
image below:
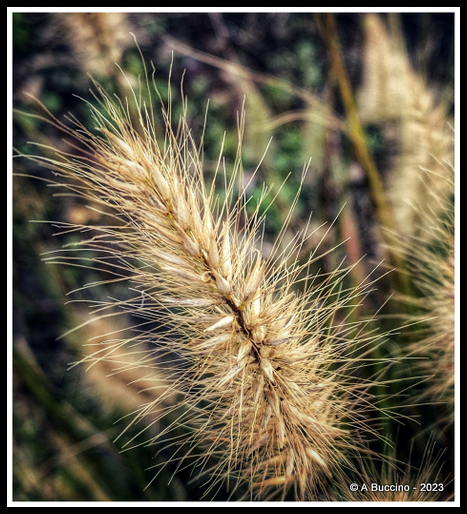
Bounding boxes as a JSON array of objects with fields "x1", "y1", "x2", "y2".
[{"x1": 315, "y1": 13, "x2": 411, "y2": 296}]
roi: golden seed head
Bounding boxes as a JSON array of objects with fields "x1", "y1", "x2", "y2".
[{"x1": 16, "y1": 62, "x2": 395, "y2": 502}]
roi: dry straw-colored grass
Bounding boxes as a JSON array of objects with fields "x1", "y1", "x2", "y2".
[
  {"x1": 338, "y1": 434, "x2": 453, "y2": 502},
  {"x1": 358, "y1": 13, "x2": 454, "y2": 237},
  {"x1": 53, "y1": 13, "x2": 131, "y2": 80},
  {"x1": 388, "y1": 161, "x2": 455, "y2": 429},
  {"x1": 15, "y1": 56, "x2": 404, "y2": 501}
]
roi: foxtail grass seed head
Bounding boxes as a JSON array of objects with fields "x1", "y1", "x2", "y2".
[
  {"x1": 388, "y1": 161, "x2": 455, "y2": 426},
  {"x1": 15, "y1": 60, "x2": 396, "y2": 501}
]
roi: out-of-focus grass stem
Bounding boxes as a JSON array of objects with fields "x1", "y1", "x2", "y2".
[
  {"x1": 315, "y1": 14, "x2": 414, "y2": 447},
  {"x1": 316, "y1": 13, "x2": 413, "y2": 300}
]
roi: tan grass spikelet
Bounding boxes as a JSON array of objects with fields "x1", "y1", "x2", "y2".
[
  {"x1": 358, "y1": 13, "x2": 454, "y2": 237},
  {"x1": 15, "y1": 61, "x2": 393, "y2": 501},
  {"x1": 53, "y1": 13, "x2": 132, "y2": 79},
  {"x1": 388, "y1": 161, "x2": 455, "y2": 426},
  {"x1": 62, "y1": 306, "x2": 174, "y2": 420}
]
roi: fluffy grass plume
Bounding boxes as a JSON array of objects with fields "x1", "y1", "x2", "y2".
[
  {"x1": 389, "y1": 161, "x2": 455, "y2": 429},
  {"x1": 358, "y1": 13, "x2": 454, "y2": 237},
  {"x1": 15, "y1": 59, "x2": 395, "y2": 501}
]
